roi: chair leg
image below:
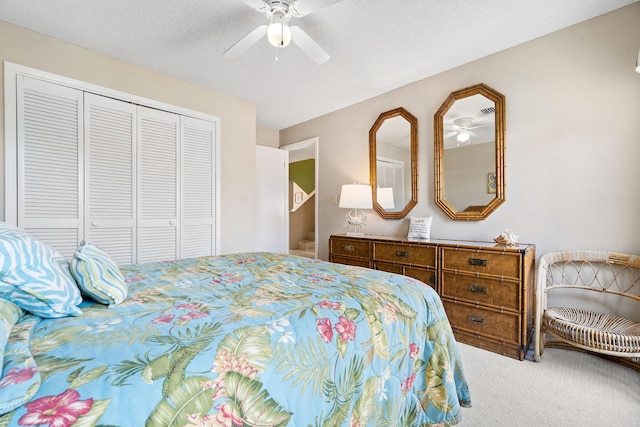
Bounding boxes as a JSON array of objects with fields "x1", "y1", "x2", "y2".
[{"x1": 533, "y1": 328, "x2": 545, "y2": 361}]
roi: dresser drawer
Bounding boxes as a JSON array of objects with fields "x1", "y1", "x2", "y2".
[
  {"x1": 330, "y1": 255, "x2": 371, "y2": 268},
  {"x1": 374, "y1": 262, "x2": 437, "y2": 289},
  {"x1": 373, "y1": 242, "x2": 436, "y2": 268},
  {"x1": 441, "y1": 248, "x2": 520, "y2": 279},
  {"x1": 451, "y1": 331, "x2": 525, "y2": 360},
  {"x1": 440, "y1": 272, "x2": 520, "y2": 311},
  {"x1": 443, "y1": 300, "x2": 520, "y2": 344},
  {"x1": 330, "y1": 238, "x2": 371, "y2": 259}
]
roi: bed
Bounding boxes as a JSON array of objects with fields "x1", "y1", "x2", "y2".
[{"x1": 0, "y1": 226, "x2": 471, "y2": 426}]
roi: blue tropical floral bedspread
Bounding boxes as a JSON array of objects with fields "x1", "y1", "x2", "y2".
[{"x1": 0, "y1": 252, "x2": 471, "y2": 427}]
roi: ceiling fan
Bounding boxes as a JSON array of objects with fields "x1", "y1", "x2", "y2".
[
  {"x1": 445, "y1": 117, "x2": 487, "y2": 144},
  {"x1": 224, "y1": 0, "x2": 342, "y2": 65}
]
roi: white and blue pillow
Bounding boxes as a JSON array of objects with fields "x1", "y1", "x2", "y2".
[
  {"x1": 0, "y1": 222, "x2": 82, "y2": 318},
  {"x1": 70, "y1": 240, "x2": 127, "y2": 307}
]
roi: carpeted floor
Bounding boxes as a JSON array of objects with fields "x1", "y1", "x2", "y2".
[{"x1": 456, "y1": 343, "x2": 640, "y2": 426}]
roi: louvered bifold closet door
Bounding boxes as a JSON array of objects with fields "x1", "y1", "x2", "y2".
[
  {"x1": 84, "y1": 94, "x2": 136, "y2": 265},
  {"x1": 137, "y1": 107, "x2": 180, "y2": 263},
  {"x1": 377, "y1": 159, "x2": 405, "y2": 209},
  {"x1": 17, "y1": 77, "x2": 83, "y2": 258},
  {"x1": 181, "y1": 116, "x2": 216, "y2": 258}
]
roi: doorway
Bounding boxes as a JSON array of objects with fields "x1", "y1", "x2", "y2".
[{"x1": 282, "y1": 137, "x2": 318, "y2": 259}]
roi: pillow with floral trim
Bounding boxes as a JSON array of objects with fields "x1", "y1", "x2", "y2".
[
  {"x1": 0, "y1": 222, "x2": 82, "y2": 318},
  {"x1": 0, "y1": 315, "x2": 41, "y2": 415},
  {"x1": 70, "y1": 240, "x2": 128, "y2": 307}
]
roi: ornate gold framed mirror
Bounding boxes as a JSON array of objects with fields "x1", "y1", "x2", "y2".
[
  {"x1": 369, "y1": 107, "x2": 418, "y2": 219},
  {"x1": 434, "y1": 83, "x2": 505, "y2": 220}
]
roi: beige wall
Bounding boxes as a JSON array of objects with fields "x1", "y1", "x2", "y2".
[
  {"x1": 281, "y1": 3, "x2": 640, "y2": 260},
  {"x1": 257, "y1": 125, "x2": 280, "y2": 148},
  {"x1": 0, "y1": 21, "x2": 257, "y2": 254}
]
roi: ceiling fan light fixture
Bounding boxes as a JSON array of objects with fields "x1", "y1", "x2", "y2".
[
  {"x1": 457, "y1": 131, "x2": 470, "y2": 143},
  {"x1": 267, "y1": 11, "x2": 291, "y2": 48}
]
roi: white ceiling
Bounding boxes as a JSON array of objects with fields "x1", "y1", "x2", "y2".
[{"x1": 1, "y1": 0, "x2": 635, "y2": 130}]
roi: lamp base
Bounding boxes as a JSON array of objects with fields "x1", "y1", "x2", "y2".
[{"x1": 344, "y1": 208, "x2": 367, "y2": 236}]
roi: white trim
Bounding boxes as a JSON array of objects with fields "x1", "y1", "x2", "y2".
[
  {"x1": 214, "y1": 120, "x2": 221, "y2": 255},
  {"x1": 282, "y1": 137, "x2": 319, "y2": 259},
  {"x1": 4, "y1": 65, "x2": 18, "y2": 223}
]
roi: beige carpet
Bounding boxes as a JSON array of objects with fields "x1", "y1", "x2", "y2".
[{"x1": 456, "y1": 343, "x2": 640, "y2": 426}]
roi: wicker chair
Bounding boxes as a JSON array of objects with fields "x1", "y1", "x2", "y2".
[{"x1": 534, "y1": 250, "x2": 640, "y2": 370}]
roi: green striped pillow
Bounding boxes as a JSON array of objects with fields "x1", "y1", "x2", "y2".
[{"x1": 69, "y1": 241, "x2": 127, "y2": 307}]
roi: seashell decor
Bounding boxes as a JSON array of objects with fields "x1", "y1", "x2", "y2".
[{"x1": 494, "y1": 229, "x2": 519, "y2": 247}]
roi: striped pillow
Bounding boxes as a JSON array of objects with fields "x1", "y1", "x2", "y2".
[
  {"x1": 0, "y1": 222, "x2": 82, "y2": 318},
  {"x1": 70, "y1": 241, "x2": 127, "y2": 307}
]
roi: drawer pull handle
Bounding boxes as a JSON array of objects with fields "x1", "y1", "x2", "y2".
[
  {"x1": 468, "y1": 285, "x2": 487, "y2": 294},
  {"x1": 469, "y1": 258, "x2": 487, "y2": 267},
  {"x1": 343, "y1": 245, "x2": 355, "y2": 252},
  {"x1": 396, "y1": 251, "x2": 409, "y2": 258},
  {"x1": 468, "y1": 315, "x2": 486, "y2": 324}
]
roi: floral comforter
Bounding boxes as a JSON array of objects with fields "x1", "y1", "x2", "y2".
[{"x1": 0, "y1": 252, "x2": 470, "y2": 427}]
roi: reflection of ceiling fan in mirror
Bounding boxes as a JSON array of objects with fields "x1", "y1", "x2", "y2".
[
  {"x1": 445, "y1": 117, "x2": 489, "y2": 145},
  {"x1": 224, "y1": 0, "x2": 343, "y2": 64}
]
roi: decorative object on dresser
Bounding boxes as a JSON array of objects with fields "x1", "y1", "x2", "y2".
[
  {"x1": 329, "y1": 233, "x2": 536, "y2": 360},
  {"x1": 407, "y1": 216, "x2": 433, "y2": 240},
  {"x1": 533, "y1": 250, "x2": 640, "y2": 371},
  {"x1": 338, "y1": 183, "x2": 373, "y2": 236},
  {"x1": 434, "y1": 83, "x2": 506, "y2": 220},
  {"x1": 493, "y1": 229, "x2": 519, "y2": 247}
]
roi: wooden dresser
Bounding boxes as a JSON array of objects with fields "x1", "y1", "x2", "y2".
[{"x1": 329, "y1": 234, "x2": 535, "y2": 360}]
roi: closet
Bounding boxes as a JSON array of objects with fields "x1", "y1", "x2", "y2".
[{"x1": 9, "y1": 72, "x2": 217, "y2": 264}]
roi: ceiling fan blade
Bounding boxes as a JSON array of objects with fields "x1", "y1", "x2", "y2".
[
  {"x1": 291, "y1": 26, "x2": 329, "y2": 64},
  {"x1": 290, "y1": 0, "x2": 344, "y2": 16},
  {"x1": 239, "y1": 0, "x2": 269, "y2": 12},
  {"x1": 223, "y1": 25, "x2": 268, "y2": 58},
  {"x1": 445, "y1": 131, "x2": 458, "y2": 139}
]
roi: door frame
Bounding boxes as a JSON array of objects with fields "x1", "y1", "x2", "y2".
[{"x1": 282, "y1": 137, "x2": 319, "y2": 259}]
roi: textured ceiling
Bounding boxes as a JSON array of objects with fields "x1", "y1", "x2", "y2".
[{"x1": 0, "y1": 0, "x2": 636, "y2": 130}]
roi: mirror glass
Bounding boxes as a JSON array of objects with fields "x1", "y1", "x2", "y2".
[
  {"x1": 369, "y1": 107, "x2": 417, "y2": 219},
  {"x1": 434, "y1": 84, "x2": 505, "y2": 220}
]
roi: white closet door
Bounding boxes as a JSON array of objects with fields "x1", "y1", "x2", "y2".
[
  {"x1": 84, "y1": 94, "x2": 136, "y2": 265},
  {"x1": 137, "y1": 106, "x2": 180, "y2": 263},
  {"x1": 181, "y1": 116, "x2": 216, "y2": 258},
  {"x1": 17, "y1": 77, "x2": 83, "y2": 258}
]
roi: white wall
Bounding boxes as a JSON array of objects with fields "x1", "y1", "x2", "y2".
[
  {"x1": 280, "y1": 4, "x2": 640, "y2": 260},
  {"x1": 0, "y1": 21, "x2": 257, "y2": 254}
]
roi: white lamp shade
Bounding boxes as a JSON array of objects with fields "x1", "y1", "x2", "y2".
[
  {"x1": 377, "y1": 187, "x2": 395, "y2": 209},
  {"x1": 339, "y1": 184, "x2": 373, "y2": 209}
]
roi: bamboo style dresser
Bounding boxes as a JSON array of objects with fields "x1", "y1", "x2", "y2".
[{"x1": 329, "y1": 234, "x2": 536, "y2": 360}]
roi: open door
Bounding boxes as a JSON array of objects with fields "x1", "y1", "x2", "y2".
[
  {"x1": 282, "y1": 138, "x2": 318, "y2": 259},
  {"x1": 255, "y1": 145, "x2": 289, "y2": 253}
]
